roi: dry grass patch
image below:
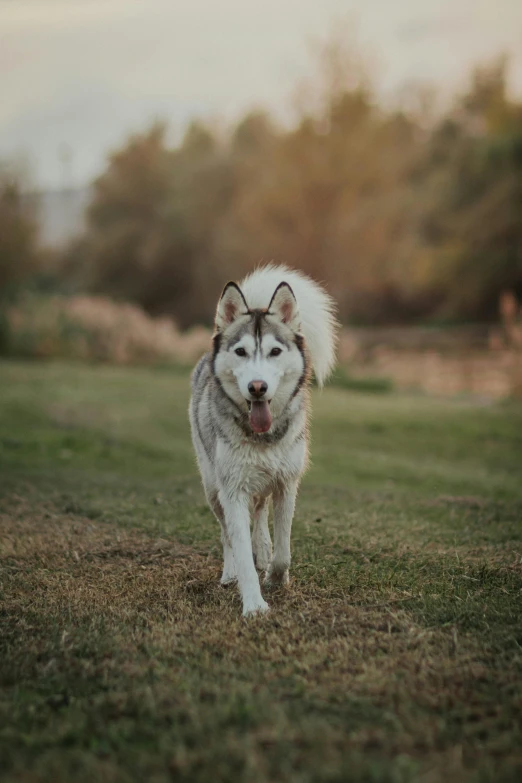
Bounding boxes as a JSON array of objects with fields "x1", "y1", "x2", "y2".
[{"x1": 1, "y1": 501, "x2": 521, "y2": 783}]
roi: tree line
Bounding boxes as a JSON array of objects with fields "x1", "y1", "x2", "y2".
[{"x1": 2, "y1": 44, "x2": 522, "y2": 328}]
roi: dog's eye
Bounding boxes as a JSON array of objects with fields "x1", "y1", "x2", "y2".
[
  {"x1": 270, "y1": 347, "x2": 282, "y2": 357},
  {"x1": 234, "y1": 347, "x2": 247, "y2": 357}
]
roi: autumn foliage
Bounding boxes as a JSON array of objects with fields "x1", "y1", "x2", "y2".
[{"x1": 3, "y1": 41, "x2": 522, "y2": 329}]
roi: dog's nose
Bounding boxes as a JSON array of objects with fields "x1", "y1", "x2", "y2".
[{"x1": 248, "y1": 380, "x2": 268, "y2": 398}]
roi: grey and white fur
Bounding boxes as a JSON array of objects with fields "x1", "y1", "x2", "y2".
[{"x1": 189, "y1": 264, "x2": 338, "y2": 616}]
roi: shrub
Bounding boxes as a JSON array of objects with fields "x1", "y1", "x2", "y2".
[{"x1": 2, "y1": 293, "x2": 210, "y2": 366}]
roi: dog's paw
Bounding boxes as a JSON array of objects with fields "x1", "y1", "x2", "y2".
[
  {"x1": 265, "y1": 566, "x2": 290, "y2": 587},
  {"x1": 220, "y1": 573, "x2": 237, "y2": 587},
  {"x1": 242, "y1": 598, "x2": 270, "y2": 617},
  {"x1": 252, "y1": 548, "x2": 272, "y2": 572}
]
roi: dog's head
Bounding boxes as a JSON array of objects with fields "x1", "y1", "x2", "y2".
[{"x1": 212, "y1": 281, "x2": 308, "y2": 433}]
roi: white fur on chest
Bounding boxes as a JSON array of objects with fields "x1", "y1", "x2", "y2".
[{"x1": 215, "y1": 425, "x2": 307, "y2": 498}]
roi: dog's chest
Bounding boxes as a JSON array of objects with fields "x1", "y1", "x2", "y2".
[{"x1": 216, "y1": 435, "x2": 306, "y2": 496}]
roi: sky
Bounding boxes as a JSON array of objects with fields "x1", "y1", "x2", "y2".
[{"x1": 1, "y1": 0, "x2": 522, "y2": 190}]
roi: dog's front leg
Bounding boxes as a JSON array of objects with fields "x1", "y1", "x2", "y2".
[
  {"x1": 266, "y1": 481, "x2": 298, "y2": 586},
  {"x1": 219, "y1": 491, "x2": 269, "y2": 616},
  {"x1": 252, "y1": 496, "x2": 272, "y2": 571}
]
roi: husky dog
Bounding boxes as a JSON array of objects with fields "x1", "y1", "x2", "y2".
[{"x1": 189, "y1": 265, "x2": 338, "y2": 616}]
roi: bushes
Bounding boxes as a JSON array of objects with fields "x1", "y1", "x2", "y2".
[{"x1": 1, "y1": 293, "x2": 210, "y2": 365}]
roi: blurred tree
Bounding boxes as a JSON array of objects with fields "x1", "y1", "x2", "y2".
[
  {"x1": 215, "y1": 42, "x2": 424, "y2": 323},
  {"x1": 78, "y1": 123, "x2": 175, "y2": 304},
  {"x1": 415, "y1": 59, "x2": 522, "y2": 320},
  {"x1": 73, "y1": 122, "x2": 237, "y2": 326},
  {"x1": 65, "y1": 39, "x2": 522, "y2": 327},
  {"x1": 0, "y1": 164, "x2": 40, "y2": 296}
]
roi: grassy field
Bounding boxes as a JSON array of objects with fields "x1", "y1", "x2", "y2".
[{"x1": 1, "y1": 360, "x2": 521, "y2": 783}]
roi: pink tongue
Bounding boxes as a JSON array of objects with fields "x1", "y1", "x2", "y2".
[{"x1": 250, "y1": 401, "x2": 272, "y2": 433}]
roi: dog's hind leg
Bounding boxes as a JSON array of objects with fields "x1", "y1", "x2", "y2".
[
  {"x1": 220, "y1": 528, "x2": 236, "y2": 586},
  {"x1": 207, "y1": 490, "x2": 236, "y2": 585},
  {"x1": 266, "y1": 481, "x2": 298, "y2": 587},
  {"x1": 252, "y1": 496, "x2": 272, "y2": 572}
]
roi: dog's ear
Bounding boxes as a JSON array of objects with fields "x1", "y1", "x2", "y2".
[
  {"x1": 268, "y1": 282, "x2": 300, "y2": 330},
  {"x1": 215, "y1": 282, "x2": 249, "y2": 331}
]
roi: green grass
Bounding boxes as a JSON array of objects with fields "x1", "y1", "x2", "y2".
[
  {"x1": 328, "y1": 365, "x2": 394, "y2": 394},
  {"x1": 1, "y1": 360, "x2": 521, "y2": 783}
]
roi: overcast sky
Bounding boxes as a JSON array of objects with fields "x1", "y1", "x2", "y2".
[{"x1": 1, "y1": 0, "x2": 522, "y2": 189}]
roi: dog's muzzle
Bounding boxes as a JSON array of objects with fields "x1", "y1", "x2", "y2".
[
  {"x1": 245, "y1": 382, "x2": 272, "y2": 433},
  {"x1": 248, "y1": 380, "x2": 268, "y2": 398}
]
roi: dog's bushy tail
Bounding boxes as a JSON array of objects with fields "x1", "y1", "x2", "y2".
[{"x1": 239, "y1": 264, "x2": 339, "y2": 386}]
